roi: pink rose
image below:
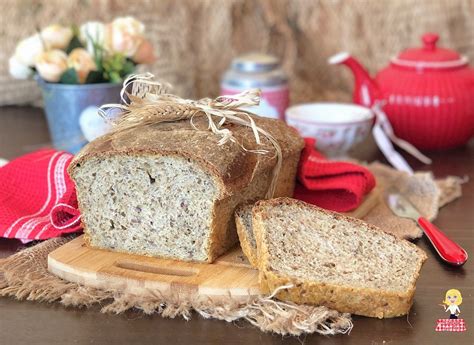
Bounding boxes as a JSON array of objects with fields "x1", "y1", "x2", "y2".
[
  {"x1": 133, "y1": 39, "x2": 155, "y2": 64},
  {"x1": 106, "y1": 16, "x2": 145, "y2": 57},
  {"x1": 67, "y1": 48, "x2": 97, "y2": 83},
  {"x1": 35, "y1": 50, "x2": 68, "y2": 82},
  {"x1": 41, "y1": 25, "x2": 73, "y2": 50}
]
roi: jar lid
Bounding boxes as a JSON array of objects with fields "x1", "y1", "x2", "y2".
[
  {"x1": 231, "y1": 53, "x2": 280, "y2": 73},
  {"x1": 222, "y1": 68, "x2": 287, "y2": 88},
  {"x1": 391, "y1": 33, "x2": 468, "y2": 69}
]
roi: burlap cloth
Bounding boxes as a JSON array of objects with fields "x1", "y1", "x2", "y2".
[
  {"x1": 0, "y1": 237, "x2": 352, "y2": 337},
  {"x1": 364, "y1": 163, "x2": 464, "y2": 239},
  {"x1": 0, "y1": 163, "x2": 463, "y2": 336},
  {"x1": 1, "y1": 0, "x2": 473, "y2": 106}
]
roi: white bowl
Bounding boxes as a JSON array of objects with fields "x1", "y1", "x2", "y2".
[{"x1": 286, "y1": 103, "x2": 374, "y2": 157}]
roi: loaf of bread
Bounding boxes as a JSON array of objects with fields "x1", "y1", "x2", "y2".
[
  {"x1": 69, "y1": 115, "x2": 303, "y2": 263},
  {"x1": 252, "y1": 197, "x2": 427, "y2": 318}
]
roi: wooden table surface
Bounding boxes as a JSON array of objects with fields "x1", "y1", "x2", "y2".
[{"x1": 0, "y1": 106, "x2": 472, "y2": 345}]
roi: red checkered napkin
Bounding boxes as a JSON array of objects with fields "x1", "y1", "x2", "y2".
[{"x1": 435, "y1": 319, "x2": 467, "y2": 332}]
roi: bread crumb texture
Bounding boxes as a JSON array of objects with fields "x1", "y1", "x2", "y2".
[
  {"x1": 254, "y1": 197, "x2": 427, "y2": 318},
  {"x1": 74, "y1": 155, "x2": 218, "y2": 261}
]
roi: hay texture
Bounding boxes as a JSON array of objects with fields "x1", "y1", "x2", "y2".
[{"x1": 1, "y1": 0, "x2": 473, "y2": 105}]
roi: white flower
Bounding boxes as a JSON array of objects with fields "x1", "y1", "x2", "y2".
[
  {"x1": 41, "y1": 24, "x2": 73, "y2": 50},
  {"x1": 79, "y1": 21, "x2": 106, "y2": 56},
  {"x1": 106, "y1": 16, "x2": 145, "y2": 57},
  {"x1": 35, "y1": 49, "x2": 68, "y2": 82},
  {"x1": 15, "y1": 34, "x2": 45, "y2": 67},
  {"x1": 67, "y1": 48, "x2": 97, "y2": 83},
  {"x1": 9, "y1": 55, "x2": 33, "y2": 79}
]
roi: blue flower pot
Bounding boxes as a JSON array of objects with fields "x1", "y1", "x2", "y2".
[{"x1": 37, "y1": 79, "x2": 122, "y2": 154}]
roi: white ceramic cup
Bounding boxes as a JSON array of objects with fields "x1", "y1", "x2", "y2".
[{"x1": 285, "y1": 103, "x2": 374, "y2": 157}]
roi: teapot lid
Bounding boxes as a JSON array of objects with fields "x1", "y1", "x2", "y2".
[{"x1": 392, "y1": 33, "x2": 468, "y2": 69}]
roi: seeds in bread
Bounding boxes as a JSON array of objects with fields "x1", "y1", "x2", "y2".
[
  {"x1": 73, "y1": 155, "x2": 219, "y2": 261},
  {"x1": 69, "y1": 116, "x2": 304, "y2": 263},
  {"x1": 253, "y1": 197, "x2": 427, "y2": 318},
  {"x1": 235, "y1": 204, "x2": 258, "y2": 267}
]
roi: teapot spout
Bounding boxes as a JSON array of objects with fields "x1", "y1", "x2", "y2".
[{"x1": 328, "y1": 52, "x2": 381, "y2": 107}]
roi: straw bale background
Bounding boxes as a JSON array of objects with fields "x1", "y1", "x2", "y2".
[{"x1": 0, "y1": 0, "x2": 473, "y2": 106}]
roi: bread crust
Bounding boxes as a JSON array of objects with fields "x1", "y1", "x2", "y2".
[
  {"x1": 68, "y1": 116, "x2": 303, "y2": 197},
  {"x1": 235, "y1": 205, "x2": 258, "y2": 268},
  {"x1": 253, "y1": 197, "x2": 427, "y2": 318},
  {"x1": 69, "y1": 116, "x2": 304, "y2": 263}
]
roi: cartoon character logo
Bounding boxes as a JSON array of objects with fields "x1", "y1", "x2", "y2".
[
  {"x1": 440, "y1": 289, "x2": 462, "y2": 319},
  {"x1": 435, "y1": 289, "x2": 467, "y2": 332}
]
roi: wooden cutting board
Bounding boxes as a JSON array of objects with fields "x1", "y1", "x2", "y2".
[
  {"x1": 48, "y1": 187, "x2": 380, "y2": 301},
  {"x1": 48, "y1": 236, "x2": 260, "y2": 301}
]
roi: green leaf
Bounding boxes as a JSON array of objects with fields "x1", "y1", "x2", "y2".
[
  {"x1": 92, "y1": 44, "x2": 105, "y2": 69},
  {"x1": 121, "y1": 60, "x2": 136, "y2": 77},
  {"x1": 99, "y1": 53, "x2": 136, "y2": 83},
  {"x1": 85, "y1": 70, "x2": 105, "y2": 84},
  {"x1": 65, "y1": 34, "x2": 84, "y2": 54},
  {"x1": 71, "y1": 24, "x2": 80, "y2": 37},
  {"x1": 59, "y1": 68, "x2": 79, "y2": 84},
  {"x1": 109, "y1": 71, "x2": 122, "y2": 84}
]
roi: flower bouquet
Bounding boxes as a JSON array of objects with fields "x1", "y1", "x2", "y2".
[{"x1": 8, "y1": 17, "x2": 155, "y2": 153}]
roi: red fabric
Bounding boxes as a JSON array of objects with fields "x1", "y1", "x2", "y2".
[
  {"x1": 0, "y1": 149, "x2": 82, "y2": 241},
  {"x1": 435, "y1": 319, "x2": 467, "y2": 332},
  {"x1": 294, "y1": 138, "x2": 376, "y2": 212}
]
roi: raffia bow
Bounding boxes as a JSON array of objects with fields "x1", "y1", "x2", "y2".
[{"x1": 99, "y1": 73, "x2": 282, "y2": 199}]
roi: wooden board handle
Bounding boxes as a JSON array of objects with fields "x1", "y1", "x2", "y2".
[{"x1": 114, "y1": 260, "x2": 199, "y2": 277}]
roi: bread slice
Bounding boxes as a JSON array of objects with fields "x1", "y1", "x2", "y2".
[
  {"x1": 235, "y1": 204, "x2": 258, "y2": 267},
  {"x1": 252, "y1": 197, "x2": 427, "y2": 318}
]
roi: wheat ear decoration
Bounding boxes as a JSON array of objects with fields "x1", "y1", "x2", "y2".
[{"x1": 98, "y1": 73, "x2": 282, "y2": 199}]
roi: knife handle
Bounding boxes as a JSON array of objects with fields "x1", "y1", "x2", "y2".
[{"x1": 418, "y1": 217, "x2": 468, "y2": 266}]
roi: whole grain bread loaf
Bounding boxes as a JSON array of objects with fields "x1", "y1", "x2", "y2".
[
  {"x1": 252, "y1": 197, "x2": 427, "y2": 318},
  {"x1": 69, "y1": 115, "x2": 303, "y2": 263}
]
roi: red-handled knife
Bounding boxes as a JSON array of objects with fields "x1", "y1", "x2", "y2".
[{"x1": 385, "y1": 189, "x2": 468, "y2": 266}]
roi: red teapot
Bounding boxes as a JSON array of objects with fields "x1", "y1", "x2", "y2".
[{"x1": 329, "y1": 33, "x2": 474, "y2": 150}]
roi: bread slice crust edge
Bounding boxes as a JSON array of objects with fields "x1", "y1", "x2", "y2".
[
  {"x1": 253, "y1": 197, "x2": 427, "y2": 318},
  {"x1": 235, "y1": 205, "x2": 259, "y2": 268}
]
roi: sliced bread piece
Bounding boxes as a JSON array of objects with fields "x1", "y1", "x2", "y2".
[
  {"x1": 235, "y1": 204, "x2": 258, "y2": 267},
  {"x1": 253, "y1": 197, "x2": 427, "y2": 318}
]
